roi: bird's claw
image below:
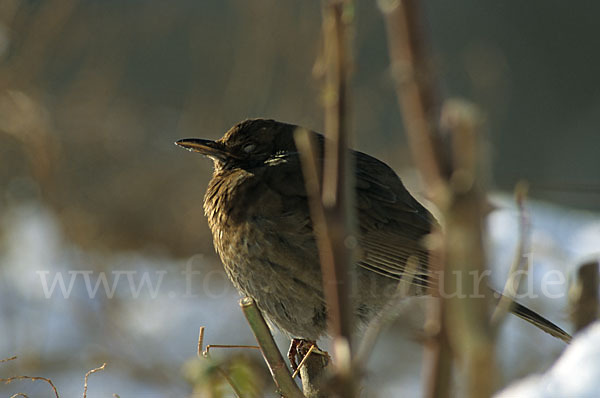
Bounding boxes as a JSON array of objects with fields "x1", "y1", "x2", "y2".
[
  {"x1": 288, "y1": 338, "x2": 325, "y2": 377},
  {"x1": 288, "y1": 338, "x2": 302, "y2": 373}
]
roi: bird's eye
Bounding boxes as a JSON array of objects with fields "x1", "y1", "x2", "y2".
[{"x1": 243, "y1": 143, "x2": 256, "y2": 153}]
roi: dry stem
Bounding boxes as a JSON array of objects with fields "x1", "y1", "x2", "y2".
[
  {"x1": 83, "y1": 363, "x2": 106, "y2": 398},
  {"x1": 240, "y1": 297, "x2": 305, "y2": 398},
  {"x1": 381, "y1": 2, "x2": 496, "y2": 397},
  {"x1": 492, "y1": 182, "x2": 531, "y2": 326},
  {"x1": 0, "y1": 375, "x2": 60, "y2": 398},
  {"x1": 198, "y1": 326, "x2": 260, "y2": 357},
  {"x1": 379, "y1": 1, "x2": 452, "y2": 396},
  {"x1": 197, "y1": 326, "x2": 259, "y2": 398},
  {"x1": 319, "y1": 0, "x2": 354, "y2": 347},
  {"x1": 569, "y1": 260, "x2": 599, "y2": 332},
  {"x1": 295, "y1": 1, "x2": 356, "y2": 396}
]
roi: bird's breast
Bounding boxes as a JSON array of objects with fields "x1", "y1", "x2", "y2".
[
  {"x1": 202, "y1": 167, "x2": 320, "y2": 293},
  {"x1": 203, "y1": 169, "x2": 280, "y2": 281}
]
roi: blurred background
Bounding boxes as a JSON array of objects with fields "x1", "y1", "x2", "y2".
[{"x1": 0, "y1": 0, "x2": 599, "y2": 396}]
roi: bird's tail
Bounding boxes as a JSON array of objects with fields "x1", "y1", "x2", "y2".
[{"x1": 509, "y1": 300, "x2": 572, "y2": 343}]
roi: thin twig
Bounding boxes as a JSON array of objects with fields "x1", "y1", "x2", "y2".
[
  {"x1": 0, "y1": 356, "x2": 56, "y2": 398},
  {"x1": 83, "y1": 363, "x2": 106, "y2": 398},
  {"x1": 379, "y1": 2, "x2": 453, "y2": 397},
  {"x1": 239, "y1": 297, "x2": 305, "y2": 398},
  {"x1": 291, "y1": 345, "x2": 317, "y2": 379},
  {"x1": 440, "y1": 100, "x2": 495, "y2": 398},
  {"x1": 296, "y1": 1, "x2": 356, "y2": 396},
  {"x1": 379, "y1": 0, "x2": 449, "y2": 194},
  {"x1": 382, "y1": 1, "x2": 498, "y2": 396},
  {"x1": 205, "y1": 345, "x2": 261, "y2": 356},
  {"x1": 320, "y1": 0, "x2": 354, "y2": 345},
  {"x1": 196, "y1": 326, "x2": 255, "y2": 398},
  {"x1": 569, "y1": 260, "x2": 599, "y2": 332},
  {"x1": 198, "y1": 326, "x2": 259, "y2": 358},
  {"x1": 1, "y1": 376, "x2": 60, "y2": 398},
  {"x1": 297, "y1": 341, "x2": 330, "y2": 398},
  {"x1": 198, "y1": 325, "x2": 205, "y2": 357},
  {"x1": 492, "y1": 182, "x2": 531, "y2": 326}
]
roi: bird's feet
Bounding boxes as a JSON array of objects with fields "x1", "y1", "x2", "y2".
[
  {"x1": 288, "y1": 338, "x2": 328, "y2": 377},
  {"x1": 287, "y1": 338, "x2": 304, "y2": 373}
]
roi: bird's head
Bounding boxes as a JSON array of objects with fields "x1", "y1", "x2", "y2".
[{"x1": 175, "y1": 118, "x2": 302, "y2": 171}]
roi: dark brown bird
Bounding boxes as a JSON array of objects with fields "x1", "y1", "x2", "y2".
[{"x1": 176, "y1": 118, "x2": 571, "y2": 356}]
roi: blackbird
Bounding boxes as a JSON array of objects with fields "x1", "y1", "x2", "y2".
[{"x1": 176, "y1": 118, "x2": 571, "y2": 359}]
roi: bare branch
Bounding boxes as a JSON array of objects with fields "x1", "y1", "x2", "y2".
[
  {"x1": 492, "y1": 182, "x2": 531, "y2": 326},
  {"x1": 381, "y1": 1, "x2": 497, "y2": 396},
  {"x1": 570, "y1": 260, "x2": 599, "y2": 332},
  {"x1": 240, "y1": 297, "x2": 305, "y2": 398},
  {"x1": 83, "y1": 363, "x2": 106, "y2": 398},
  {"x1": 441, "y1": 100, "x2": 495, "y2": 398},
  {"x1": 0, "y1": 356, "x2": 18, "y2": 364},
  {"x1": 198, "y1": 326, "x2": 260, "y2": 358},
  {"x1": 319, "y1": 0, "x2": 354, "y2": 345},
  {"x1": 379, "y1": 1, "x2": 453, "y2": 397},
  {"x1": 1, "y1": 375, "x2": 60, "y2": 398},
  {"x1": 295, "y1": 1, "x2": 356, "y2": 396},
  {"x1": 379, "y1": 0, "x2": 449, "y2": 195},
  {"x1": 196, "y1": 326, "x2": 258, "y2": 398},
  {"x1": 297, "y1": 342, "x2": 330, "y2": 398}
]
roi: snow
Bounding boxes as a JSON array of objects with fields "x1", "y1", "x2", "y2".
[
  {"x1": 1, "y1": 194, "x2": 599, "y2": 395},
  {"x1": 495, "y1": 322, "x2": 600, "y2": 398}
]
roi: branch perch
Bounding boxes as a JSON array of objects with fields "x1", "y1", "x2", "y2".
[
  {"x1": 295, "y1": 0, "x2": 356, "y2": 396},
  {"x1": 240, "y1": 297, "x2": 305, "y2": 398}
]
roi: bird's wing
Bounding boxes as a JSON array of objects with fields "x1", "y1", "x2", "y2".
[
  {"x1": 354, "y1": 151, "x2": 434, "y2": 289},
  {"x1": 262, "y1": 150, "x2": 435, "y2": 289}
]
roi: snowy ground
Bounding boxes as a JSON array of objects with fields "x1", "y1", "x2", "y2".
[
  {"x1": 0, "y1": 194, "x2": 598, "y2": 396},
  {"x1": 495, "y1": 321, "x2": 600, "y2": 398}
]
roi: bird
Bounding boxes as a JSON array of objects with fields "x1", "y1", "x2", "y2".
[{"x1": 175, "y1": 118, "x2": 571, "y2": 367}]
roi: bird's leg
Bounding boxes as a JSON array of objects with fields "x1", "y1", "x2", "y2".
[
  {"x1": 288, "y1": 339, "x2": 325, "y2": 377},
  {"x1": 288, "y1": 338, "x2": 302, "y2": 373}
]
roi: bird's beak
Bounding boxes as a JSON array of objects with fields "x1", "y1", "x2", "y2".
[{"x1": 175, "y1": 138, "x2": 233, "y2": 162}]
